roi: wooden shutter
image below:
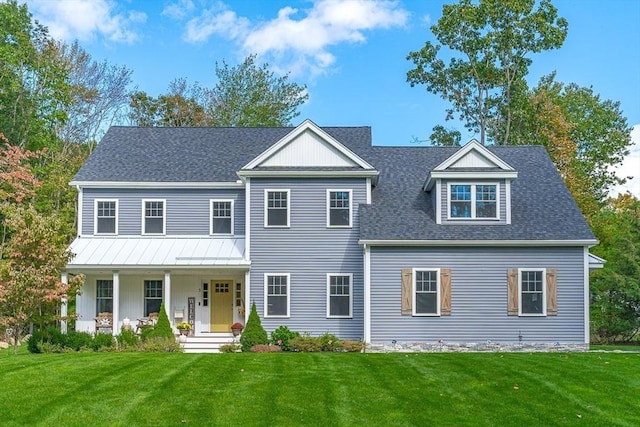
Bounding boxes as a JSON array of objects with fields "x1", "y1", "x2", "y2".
[
  {"x1": 401, "y1": 268, "x2": 412, "y2": 315},
  {"x1": 440, "y1": 268, "x2": 451, "y2": 316},
  {"x1": 507, "y1": 268, "x2": 518, "y2": 316},
  {"x1": 546, "y1": 268, "x2": 558, "y2": 316}
]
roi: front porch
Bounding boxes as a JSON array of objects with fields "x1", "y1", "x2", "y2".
[{"x1": 69, "y1": 270, "x2": 249, "y2": 336}]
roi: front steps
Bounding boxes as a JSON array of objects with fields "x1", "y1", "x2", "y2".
[{"x1": 180, "y1": 332, "x2": 238, "y2": 353}]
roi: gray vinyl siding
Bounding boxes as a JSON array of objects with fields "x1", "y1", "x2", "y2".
[
  {"x1": 249, "y1": 178, "x2": 366, "y2": 340},
  {"x1": 440, "y1": 179, "x2": 507, "y2": 225},
  {"x1": 369, "y1": 246, "x2": 586, "y2": 343},
  {"x1": 81, "y1": 188, "x2": 245, "y2": 236}
]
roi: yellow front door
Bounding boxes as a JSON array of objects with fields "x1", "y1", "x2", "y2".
[{"x1": 210, "y1": 280, "x2": 233, "y2": 332}]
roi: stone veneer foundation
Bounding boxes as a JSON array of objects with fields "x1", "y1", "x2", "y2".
[{"x1": 366, "y1": 341, "x2": 589, "y2": 353}]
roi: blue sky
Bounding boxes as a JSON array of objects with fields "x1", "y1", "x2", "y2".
[{"x1": 24, "y1": 0, "x2": 640, "y2": 196}]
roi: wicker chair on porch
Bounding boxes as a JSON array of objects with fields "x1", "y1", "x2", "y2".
[
  {"x1": 95, "y1": 312, "x2": 113, "y2": 334},
  {"x1": 135, "y1": 312, "x2": 159, "y2": 334}
]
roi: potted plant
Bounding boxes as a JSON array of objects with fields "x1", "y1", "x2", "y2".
[
  {"x1": 176, "y1": 321, "x2": 191, "y2": 336},
  {"x1": 230, "y1": 322, "x2": 244, "y2": 336}
]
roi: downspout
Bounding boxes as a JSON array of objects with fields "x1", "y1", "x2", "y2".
[{"x1": 363, "y1": 244, "x2": 371, "y2": 345}]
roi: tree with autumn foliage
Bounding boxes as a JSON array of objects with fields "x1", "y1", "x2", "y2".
[
  {"x1": 0, "y1": 135, "x2": 83, "y2": 354},
  {"x1": 589, "y1": 194, "x2": 640, "y2": 343}
]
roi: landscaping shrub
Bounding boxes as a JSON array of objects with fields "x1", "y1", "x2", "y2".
[
  {"x1": 250, "y1": 344, "x2": 282, "y2": 353},
  {"x1": 117, "y1": 328, "x2": 139, "y2": 349},
  {"x1": 137, "y1": 337, "x2": 182, "y2": 352},
  {"x1": 91, "y1": 332, "x2": 115, "y2": 351},
  {"x1": 65, "y1": 331, "x2": 93, "y2": 351},
  {"x1": 340, "y1": 340, "x2": 365, "y2": 352},
  {"x1": 139, "y1": 324, "x2": 154, "y2": 341},
  {"x1": 270, "y1": 325, "x2": 300, "y2": 351},
  {"x1": 319, "y1": 332, "x2": 341, "y2": 352},
  {"x1": 219, "y1": 343, "x2": 240, "y2": 353},
  {"x1": 289, "y1": 334, "x2": 322, "y2": 352},
  {"x1": 27, "y1": 326, "x2": 64, "y2": 353},
  {"x1": 149, "y1": 303, "x2": 174, "y2": 339},
  {"x1": 240, "y1": 302, "x2": 268, "y2": 352}
]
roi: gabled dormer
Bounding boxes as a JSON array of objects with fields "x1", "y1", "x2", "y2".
[
  {"x1": 237, "y1": 119, "x2": 378, "y2": 182},
  {"x1": 423, "y1": 140, "x2": 518, "y2": 225}
]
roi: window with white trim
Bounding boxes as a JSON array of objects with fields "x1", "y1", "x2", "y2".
[
  {"x1": 327, "y1": 274, "x2": 352, "y2": 318},
  {"x1": 96, "y1": 279, "x2": 113, "y2": 315},
  {"x1": 448, "y1": 184, "x2": 498, "y2": 219},
  {"x1": 144, "y1": 280, "x2": 163, "y2": 316},
  {"x1": 413, "y1": 269, "x2": 440, "y2": 316},
  {"x1": 143, "y1": 200, "x2": 165, "y2": 234},
  {"x1": 95, "y1": 200, "x2": 117, "y2": 234},
  {"x1": 519, "y1": 269, "x2": 546, "y2": 315},
  {"x1": 265, "y1": 190, "x2": 289, "y2": 227},
  {"x1": 211, "y1": 200, "x2": 233, "y2": 234},
  {"x1": 265, "y1": 274, "x2": 289, "y2": 317},
  {"x1": 327, "y1": 190, "x2": 352, "y2": 227}
]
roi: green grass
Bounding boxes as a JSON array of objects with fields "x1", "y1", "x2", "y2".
[{"x1": 1, "y1": 349, "x2": 638, "y2": 426}]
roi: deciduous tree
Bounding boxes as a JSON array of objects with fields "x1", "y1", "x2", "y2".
[{"x1": 406, "y1": 0, "x2": 567, "y2": 145}]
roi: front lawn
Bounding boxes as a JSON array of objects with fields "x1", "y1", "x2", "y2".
[{"x1": 1, "y1": 349, "x2": 638, "y2": 426}]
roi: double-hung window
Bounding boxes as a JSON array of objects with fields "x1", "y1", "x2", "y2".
[
  {"x1": 265, "y1": 190, "x2": 289, "y2": 227},
  {"x1": 327, "y1": 274, "x2": 352, "y2": 318},
  {"x1": 519, "y1": 269, "x2": 546, "y2": 316},
  {"x1": 327, "y1": 190, "x2": 352, "y2": 227},
  {"x1": 144, "y1": 280, "x2": 163, "y2": 316},
  {"x1": 96, "y1": 279, "x2": 113, "y2": 315},
  {"x1": 449, "y1": 184, "x2": 497, "y2": 219},
  {"x1": 413, "y1": 269, "x2": 440, "y2": 316},
  {"x1": 265, "y1": 274, "x2": 289, "y2": 317},
  {"x1": 95, "y1": 200, "x2": 117, "y2": 234},
  {"x1": 211, "y1": 200, "x2": 233, "y2": 234},
  {"x1": 143, "y1": 200, "x2": 165, "y2": 234}
]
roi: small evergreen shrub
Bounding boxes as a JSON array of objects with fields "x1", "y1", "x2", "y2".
[
  {"x1": 139, "y1": 325, "x2": 155, "y2": 341},
  {"x1": 27, "y1": 326, "x2": 64, "y2": 353},
  {"x1": 270, "y1": 325, "x2": 300, "y2": 351},
  {"x1": 92, "y1": 332, "x2": 115, "y2": 350},
  {"x1": 319, "y1": 332, "x2": 341, "y2": 352},
  {"x1": 65, "y1": 331, "x2": 93, "y2": 351},
  {"x1": 250, "y1": 344, "x2": 282, "y2": 353},
  {"x1": 149, "y1": 303, "x2": 174, "y2": 339},
  {"x1": 117, "y1": 328, "x2": 139, "y2": 349},
  {"x1": 240, "y1": 302, "x2": 268, "y2": 352},
  {"x1": 219, "y1": 343, "x2": 241, "y2": 353}
]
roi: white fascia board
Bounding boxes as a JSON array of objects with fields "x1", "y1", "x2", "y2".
[
  {"x1": 69, "y1": 181, "x2": 244, "y2": 189},
  {"x1": 237, "y1": 170, "x2": 380, "y2": 179},
  {"x1": 424, "y1": 171, "x2": 518, "y2": 191},
  {"x1": 358, "y1": 239, "x2": 599, "y2": 247},
  {"x1": 242, "y1": 119, "x2": 376, "y2": 170},
  {"x1": 65, "y1": 263, "x2": 251, "y2": 272}
]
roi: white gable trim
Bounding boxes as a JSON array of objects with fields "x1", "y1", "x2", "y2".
[
  {"x1": 242, "y1": 119, "x2": 375, "y2": 170},
  {"x1": 435, "y1": 139, "x2": 516, "y2": 172}
]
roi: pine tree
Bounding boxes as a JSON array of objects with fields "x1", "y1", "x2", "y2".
[{"x1": 239, "y1": 302, "x2": 268, "y2": 352}]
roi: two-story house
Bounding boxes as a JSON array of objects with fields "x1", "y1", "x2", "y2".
[{"x1": 63, "y1": 120, "x2": 601, "y2": 351}]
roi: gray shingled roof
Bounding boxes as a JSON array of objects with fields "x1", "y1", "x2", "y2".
[
  {"x1": 360, "y1": 145, "x2": 596, "y2": 241},
  {"x1": 74, "y1": 126, "x2": 594, "y2": 242},
  {"x1": 73, "y1": 126, "x2": 374, "y2": 182}
]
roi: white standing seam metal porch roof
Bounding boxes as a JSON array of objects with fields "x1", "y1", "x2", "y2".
[{"x1": 66, "y1": 237, "x2": 250, "y2": 270}]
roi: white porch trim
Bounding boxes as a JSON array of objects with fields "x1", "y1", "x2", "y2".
[
  {"x1": 60, "y1": 272, "x2": 68, "y2": 334},
  {"x1": 164, "y1": 271, "x2": 171, "y2": 327},
  {"x1": 112, "y1": 271, "x2": 120, "y2": 337}
]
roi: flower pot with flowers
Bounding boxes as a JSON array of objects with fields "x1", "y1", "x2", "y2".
[
  {"x1": 176, "y1": 321, "x2": 192, "y2": 336},
  {"x1": 230, "y1": 322, "x2": 244, "y2": 336}
]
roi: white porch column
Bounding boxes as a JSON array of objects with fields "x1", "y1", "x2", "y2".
[
  {"x1": 363, "y1": 244, "x2": 371, "y2": 344},
  {"x1": 244, "y1": 270, "x2": 251, "y2": 324},
  {"x1": 164, "y1": 271, "x2": 171, "y2": 326},
  {"x1": 112, "y1": 271, "x2": 120, "y2": 336},
  {"x1": 60, "y1": 272, "x2": 68, "y2": 334}
]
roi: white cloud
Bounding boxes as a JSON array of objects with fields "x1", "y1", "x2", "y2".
[
  {"x1": 178, "y1": 0, "x2": 408, "y2": 77},
  {"x1": 610, "y1": 124, "x2": 640, "y2": 198},
  {"x1": 162, "y1": 0, "x2": 195, "y2": 20},
  {"x1": 26, "y1": 0, "x2": 146, "y2": 44}
]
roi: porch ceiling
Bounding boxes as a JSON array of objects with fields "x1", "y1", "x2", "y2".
[{"x1": 66, "y1": 236, "x2": 250, "y2": 271}]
